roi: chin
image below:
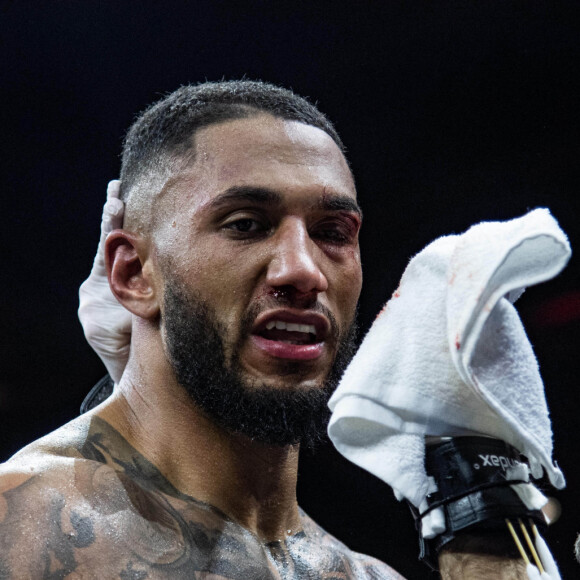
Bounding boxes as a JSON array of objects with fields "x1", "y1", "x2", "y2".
[{"x1": 241, "y1": 364, "x2": 331, "y2": 391}]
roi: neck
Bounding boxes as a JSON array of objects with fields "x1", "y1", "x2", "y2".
[{"x1": 98, "y1": 325, "x2": 302, "y2": 543}]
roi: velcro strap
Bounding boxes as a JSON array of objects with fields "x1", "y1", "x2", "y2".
[
  {"x1": 408, "y1": 437, "x2": 546, "y2": 570},
  {"x1": 424, "y1": 436, "x2": 529, "y2": 515}
]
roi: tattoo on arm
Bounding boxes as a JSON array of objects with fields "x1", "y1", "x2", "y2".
[{"x1": 0, "y1": 476, "x2": 96, "y2": 579}]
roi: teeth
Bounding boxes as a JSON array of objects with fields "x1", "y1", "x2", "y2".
[{"x1": 264, "y1": 320, "x2": 316, "y2": 334}]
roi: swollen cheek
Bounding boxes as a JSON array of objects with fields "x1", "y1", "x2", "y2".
[
  {"x1": 335, "y1": 269, "x2": 362, "y2": 307},
  {"x1": 344, "y1": 245, "x2": 362, "y2": 267},
  {"x1": 336, "y1": 261, "x2": 362, "y2": 288}
]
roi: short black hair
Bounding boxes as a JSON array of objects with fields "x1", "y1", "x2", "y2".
[{"x1": 120, "y1": 80, "x2": 346, "y2": 201}]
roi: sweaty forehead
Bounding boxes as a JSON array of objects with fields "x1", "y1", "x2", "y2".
[{"x1": 154, "y1": 115, "x2": 356, "y2": 216}]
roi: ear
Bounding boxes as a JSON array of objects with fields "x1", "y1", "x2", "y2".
[{"x1": 105, "y1": 230, "x2": 161, "y2": 319}]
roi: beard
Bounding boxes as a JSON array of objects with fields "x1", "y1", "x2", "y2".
[{"x1": 162, "y1": 279, "x2": 358, "y2": 449}]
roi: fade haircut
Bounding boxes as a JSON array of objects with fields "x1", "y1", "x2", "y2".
[{"x1": 119, "y1": 80, "x2": 346, "y2": 231}]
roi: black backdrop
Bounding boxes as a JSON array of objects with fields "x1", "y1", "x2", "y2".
[{"x1": 1, "y1": 2, "x2": 579, "y2": 578}]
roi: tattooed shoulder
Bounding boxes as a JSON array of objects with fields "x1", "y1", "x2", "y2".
[
  {"x1": 0, "y1": 415, "x2": 405, "y2": 579},
  {"x1": 0, "y1": 415, "x2": 274, "y2": 579},
  {"x1": 0, "y1": 457, "x2": 94, "y2": 576}
]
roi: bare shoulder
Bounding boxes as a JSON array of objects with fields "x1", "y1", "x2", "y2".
[
  {"x1": 296, "y1": 510, "x2": 408, "y2": 580},
  {"x1": 0, "y1": 415, "x2": 133, "y2": 577},
  {"x1": 0, "y1": 413, "x2": 105, "y2": 502},
  {"x1": 0, "y1": 414, "x2": 275, "y2": 579},
  {"x1": 0, "y1": 412, "x2": 93, "y2": 498},
  {"x1": 0, "y1": 457, "x2": 96, "y2": 577}
]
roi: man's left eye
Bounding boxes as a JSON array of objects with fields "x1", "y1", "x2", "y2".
[
  {"x1": 313, "y1": 221, "x2": 355, "y2": 244},
  {"x1": 316, "y1": 229, "x2": 348, "y2": 243}
]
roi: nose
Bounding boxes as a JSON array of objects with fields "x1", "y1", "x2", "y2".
[{"x1": 265, "y1": 217, "x2": 329, "y2": 296}]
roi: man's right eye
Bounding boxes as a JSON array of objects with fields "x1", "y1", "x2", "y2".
[
  {"x1": 227, "y1": 218, "x2": 258, "y2": 232},
  {"x1": 222, "y1": 216, "x2": 269, "y2": 236}
]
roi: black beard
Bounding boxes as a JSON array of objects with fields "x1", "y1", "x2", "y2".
[{"x1": 162, "y1": 280, "x2": 358, "y2": 449}]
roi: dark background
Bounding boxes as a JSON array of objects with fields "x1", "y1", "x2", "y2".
[{"x1": 1, "y1": 1, "x2": 579, "y2": 577}]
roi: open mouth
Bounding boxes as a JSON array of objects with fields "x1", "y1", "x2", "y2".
[
  {"x1": 259, "y1": 320, "x2": 318, "y2": 345},
  {"x1": 250, "y1": 311, "x2": 330, "y2": 360}
]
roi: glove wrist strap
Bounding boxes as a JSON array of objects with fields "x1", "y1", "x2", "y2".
[{"x1": 409, "y1": 436, "x2": 546, "y2": 569}]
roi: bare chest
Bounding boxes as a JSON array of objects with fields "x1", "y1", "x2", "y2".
[{"x1": 65, "y1": 479, "x2": 374, "y2": 579}]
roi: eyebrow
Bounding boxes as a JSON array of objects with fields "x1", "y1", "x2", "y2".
[
  {"x1": 206, "y1": 185, "x2": 362, "y2": 218},
  {"x1": 318, "y1": 194, "x2": 362, "y2": 218},
  {"x1": 206, "y1": 186, "x2": 282, "y2": 211}
]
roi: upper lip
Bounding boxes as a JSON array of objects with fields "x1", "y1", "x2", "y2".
[{"x1": 252, "y1": 309, "x2": 331, "y2": 341}]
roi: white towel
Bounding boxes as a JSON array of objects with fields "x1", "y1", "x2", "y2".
[{"x1": 328, "y1": 209, "x2": 570, "y2": 524}]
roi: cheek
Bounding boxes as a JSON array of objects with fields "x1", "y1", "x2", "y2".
[
  {"x1": 345, "y1": 266, "x2": 363, "y2": 305},
  {"x1": 183, "y1": 248, "x2": 258, "y2": 321},
  {"x1": 332, "y1": 260, "x2": 363, "y2": 322},
  {"x1": 344, "y1": 246, "x2": 363, "y2": 290},
  {"x1": 196, "y1": 261, "x2": 253, "y2": 303}
]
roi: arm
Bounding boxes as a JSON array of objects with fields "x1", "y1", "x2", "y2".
[
  {"x1": 0, "y1": 470, "x2": 81, "y2": 578},
  {"x1": 0, "y1": 462, "x2": 151, "y2": 579},
  {"x1": 439, "y1": 534, "x2": 527, "y2": 580}
]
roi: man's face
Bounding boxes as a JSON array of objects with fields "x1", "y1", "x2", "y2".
[{"x1": 151, "y1": 114, "x2": 362, "y2": 440}]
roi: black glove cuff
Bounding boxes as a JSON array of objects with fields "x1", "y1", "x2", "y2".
[{"x1": 407, "y1": 436, "x2": 546, "y2": 570}]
